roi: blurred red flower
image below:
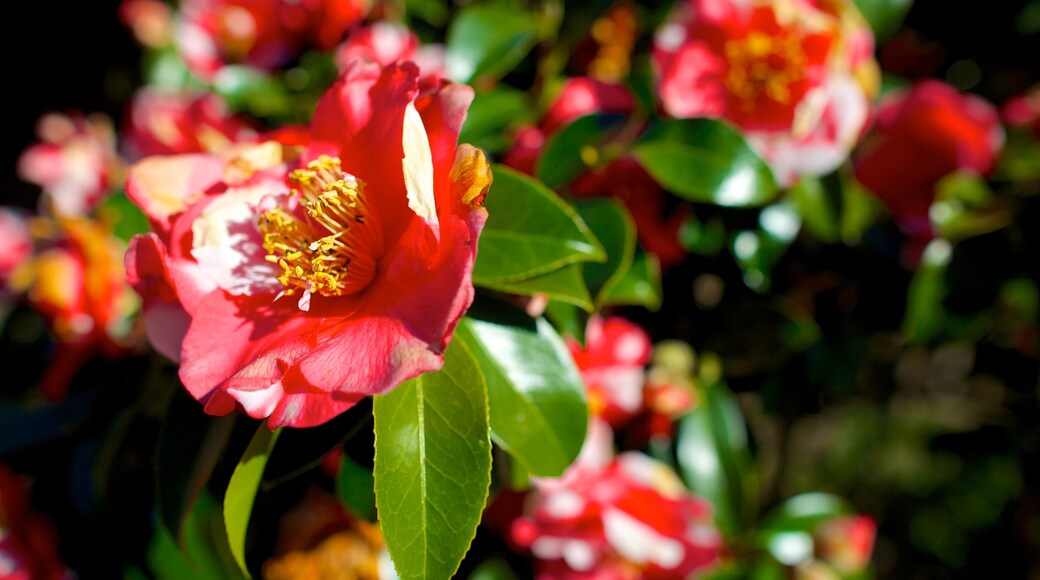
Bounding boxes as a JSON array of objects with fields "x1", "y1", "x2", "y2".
[
  {"x1": 567, "y1": 315, "x2": 652, "y2": 429},
  {"x1": 512, "y1": 421, "x2": 722, "y2": 579},
  {"x1": 0, "y1": 209, "x2": 32, "y2": 290},
  {"x1": 176, "y1": 0, "x2": 371, "y2": 79},
  {"x1": 125, "y1": 61, "x2": 491, "y2": 428},
  {"x1": 122, "y1": 88, "x2": 258, "y2": 160},
  {"x1": 854, "y1": 79, "x2": 1004, "y2": 239},
  {"x1": 1003, "y1": 85, "x2": 1040, "y2": 137},
  {"x1": 20, "y1": 218, "x2": 139, "y2": 401},
  {"x1": 653, "y1": 0, "x2": 878, "y2": 185},
  {"x1": 17, "y1": 113, "x2": 123, "y2": 218}
]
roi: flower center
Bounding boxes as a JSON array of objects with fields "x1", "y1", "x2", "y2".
[
  {"x1": 724, "y1": 31, "x2": 806, "y2": 107},
  {"x1": 258, "y1": 155, "x2": 377, "y2": 301}
]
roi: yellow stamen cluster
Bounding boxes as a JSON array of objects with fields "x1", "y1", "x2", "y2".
[
  {"x1": 258, "y1": 155, "x2": 373, "y2": 299},
  {"x1": 724, "y1": 31, "x2": 806, "y2": 107}
]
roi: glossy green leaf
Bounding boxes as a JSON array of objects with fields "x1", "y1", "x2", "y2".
[
  {"x1": 156, "y1": 390, "x2": 236, "y2": 547},
  {"x1": 474, "y1": 166, "x2": 605, "y2": 284},
  {"x1": 632, "y1": 119, "x2": 778, "y2": 207},
  {"x1": 445, "y1": 4, "x2": 539, "y2": 83},
  {"x1": 460, "y1": 87, "x2": 534, "y2": 153},
  {"x1": 336, "y1": 453, "x2": 376, "y2": 521},
  {"x1": 405, "y1": 0, "x2": 450, "y2": 25},
  {"x1": 456, "y1": 301, "x2": 587, "y2": 477},
  {"x1": 536, "y1": 114, "x2": 628, "y2": 189},
  {"x1": 374, "y1": 340, "x2": 492, "y2": 579},
  {"x1": 576, "y1": 199, "x2": 635, "y2": 306},
  {"x1": 676, "y1": 372, "x2": 757, "y2": 537},
  {"x1": 600, "y1": 250, "x2": 663, "y2": 311},
  {"x1": 477, "y1": 264, "x2": 594, "y2": 312},
  {"x1": 224, "y1": 424, "x2": 280, "y2": 579}
]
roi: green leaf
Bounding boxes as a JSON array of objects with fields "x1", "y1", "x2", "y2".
[
  {"x1": 374, "y1": 340, "x2": 492, "y2": 579},
  {"x1": 600, "y1": 250, "x2": 662, "y2": 311},
  {"x1": 156, "y1": 390, "x2": 236, "y2": 548},
  {"x1": 224, "y1": 424, "x2": 280, "y2": 579},
  {"x1": 468, "y1": 558, "x2": 521, "y2": 580},
  {"x1": 932, "y1": 172, "x2": 1012, "y2": 242},
  {"x1": 789, "y1": 177, "x2": 839, "y2": 243},
  {"x1": 536, "y1": 114, "x2": 628, "y2": 189},
  {"x1": 405, "y1": 0, "x2": 450, "y2": 25},
  {"x1": 456, "y1": 301, "x2": 587, "y2": 477},
  {"x1": 474, "y1": 166, "x2": 605, "y2": 284},
  {"x1": 477, "y1": 264, "x2": 594, "y2": 312},
  {"x1": 756, "y1": 493, "x2": 853, "y2": 568},
  {"x1": 263, "y1": 404, "x2": 370, "y2": 487},
  {"x1": 98, "y1": 192, "x2": 152, "y2": 242},
  {"x1": 460, "y1": 88, "x2": 535, "y2": 153},
  {"x1": 680, "y1": 214, "x2": 727, "y2": 256},
  {"x1": 336, "y1": 453, "x2": 376, "y2": 521},
  {"x1": 544, "y1": 300, "x2": 587, "y2": 344},
  {"x1": 676, "y1": 370, "x2": 757, "y2": 537},
  {"x1": 576, "y1": 199, "x2": 635, "y2": 306},
  {"x1": 852, "y1": 0, "x2": 913, "y2": 41},
  {"x1": 445, "y1": 4, "x2": 539, "y2": 83},
  {"x1": 903, "y1": 240, "x2": 953, "y2": 345},
  {"x1": 632, "y1": 118, "x2": 778, "y2": 207},
  {"x1": 213, "y1": 66, "x2": 290, "y2": 118},
  {"x1": 149, "y1": 491, "x2": 242, "y2": 580}
]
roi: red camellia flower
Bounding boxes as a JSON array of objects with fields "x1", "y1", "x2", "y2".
[
  {"x1": 512, "y1": 421, "x2": 722, "y2": 579},
  {"x1": 653, "y1": 0, "x2": 878, "y2": 185},
  {"x1": 17, "y1": 113, "x2": 122, "y2": 217},
  {"x1": 125, "y1": 61, "x2": 491, "y2": 428},
  {"x1": 122, "y1": 88, "x2": 258, "y2": 160},
  {"x1": 567, "y1": 315, "x2": 652, "y2": 429},
  {"x1": 854, "y1": 79, "x2": 1004, "y2": 239},
  {"x1": 176, "y1": 0, "x2": 371, "y2": 79}
]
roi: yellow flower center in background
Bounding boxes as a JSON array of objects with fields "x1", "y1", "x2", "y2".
[
  {"x1": 259, "y1": 155, "x2": 377, "y2": 301},
  {"x1": 724, "y1": 31, "x2": 806, "y2": 107}
]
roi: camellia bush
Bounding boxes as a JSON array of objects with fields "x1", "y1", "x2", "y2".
[{"x1": 2, "y1": 0, "x2": 1039, "y2": 578}]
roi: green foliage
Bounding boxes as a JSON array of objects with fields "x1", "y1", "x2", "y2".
[
  {"x1": 457, "y1": 300, "x2": 587, "y2": 477},
  {"x1": 676, "y1": 359, "x2": 758, "y2": 537},
  {"x1": 373, "y1": 340, "x2": 492, "y2": 579},
  {"x1": 445, "y1": 4, "x2": 540, "y2": 83},
  {"x1": 536, "y1": 114, "x2": 629, "y2": 189},
  {"x1": 223, "y1": 425, "x2": 280, "y2": 579},
  {"x1": 632, "y1": 118, "x2": 779, "y2": 207},
  {"x1": 474, "y1": 166, "x2": 604, "y2": 284}
]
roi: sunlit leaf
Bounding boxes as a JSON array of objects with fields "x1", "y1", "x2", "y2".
[
  {"x1": 632, "y1": 119, "x2": 778, "y2": 207},
  {"x1": 457, "y1": 301, "x2": 587, "y2": 477},
  {"x1": 475, "y1": 166, "x2": 605, "y2": 284},
  {"x1": 224, "y1": 424, "x2": 280, "y2": 578},
  {"x1": 477, "y1": 264, "x2": 594, "y2": 312},
  {"x1": 374, "y1": 340, "x2": 492, "y2": 579}
]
